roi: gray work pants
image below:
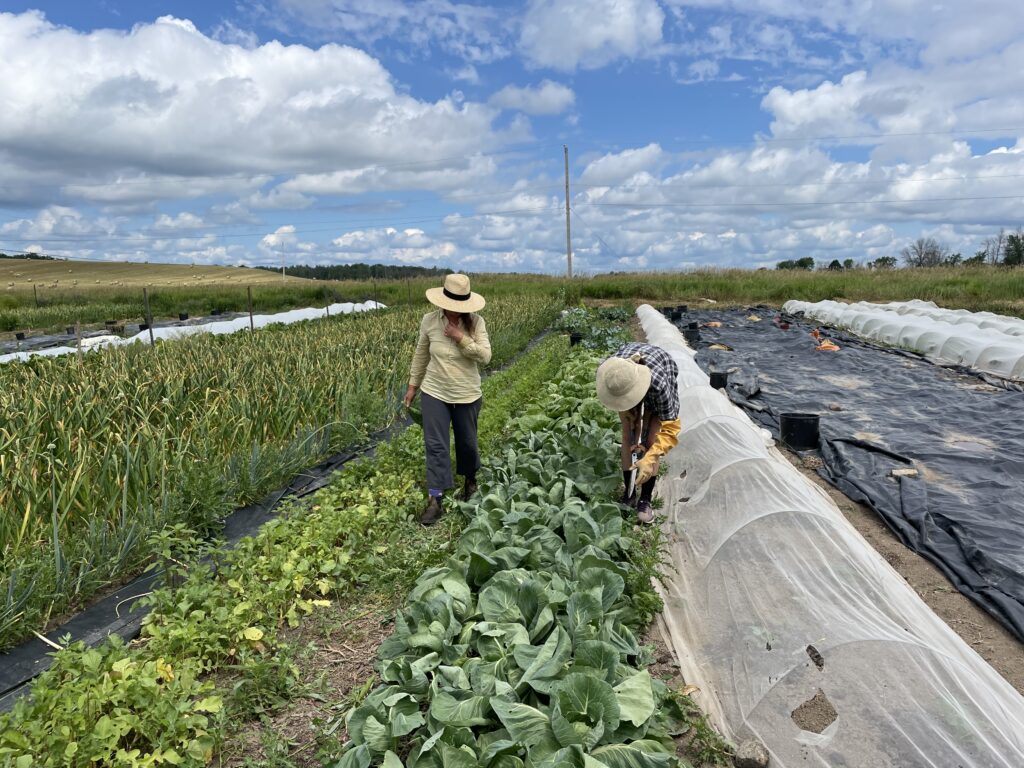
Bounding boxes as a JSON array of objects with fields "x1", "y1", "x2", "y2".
[{"x1": 421, "y1": 392, "x2": 482, "y2": 491}]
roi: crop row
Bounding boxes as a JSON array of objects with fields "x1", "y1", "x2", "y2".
[
  {"x1": 0, "y1": 294, "x2": 562, "y2": 651},
  {"x1": 0, "y1": 331, "x2": 572, "y2": 766},
  {"x1": 333, "y1": 351, "x2": 683, "y2": 768}
]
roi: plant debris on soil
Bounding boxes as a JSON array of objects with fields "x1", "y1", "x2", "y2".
[
  {"x1": 642, "y1": 623, "x2": 733, "y2": 767},
  {"x1": 220, "y1": 600, "x2": 395, "y2": 767}
]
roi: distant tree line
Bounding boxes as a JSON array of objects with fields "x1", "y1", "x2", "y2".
[
  {"x1": 255, "y1": 263, "x2": 451, "y2": 281},
  {"x1": 776, "y1": 226, "x2": 1024, "y2": 271},
  {"x1": 0, "y1": 251, "x2": 56, "y2": 261}
]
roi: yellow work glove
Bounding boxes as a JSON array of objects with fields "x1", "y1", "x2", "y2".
[
  {"x1": 632, "y1": 452, "x2": 660, "y2": 485},
  {"x1": 630, "y1": 419, "x2": 681, "y2": 485}
]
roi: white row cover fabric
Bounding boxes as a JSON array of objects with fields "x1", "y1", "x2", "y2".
[
  {"x1": 638, "y1": 304, "x2": 1024, "y2": 767},
  {"x1": 783, "y1": 299, "x2": 1024, "y2": 381},
  {"x1": 0, "y1": 301, "x2": 385, "y2": 366}
]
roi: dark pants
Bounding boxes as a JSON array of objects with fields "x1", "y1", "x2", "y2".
[{"x1": 421, "y1": 392, "x2": 482, "y2": 491}]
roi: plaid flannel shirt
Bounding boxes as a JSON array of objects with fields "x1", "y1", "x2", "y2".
[{"x1": 610, "y1": 342, "x2": 680, "y2": 421}]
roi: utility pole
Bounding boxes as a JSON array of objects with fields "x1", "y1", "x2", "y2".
[{"x1": 563, "y1": 144, "x2": 573, "y2": 279}]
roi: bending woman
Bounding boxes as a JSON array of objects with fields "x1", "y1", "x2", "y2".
[{"x1": 404, "y1": 273, "x2": 491, "y2": 525}]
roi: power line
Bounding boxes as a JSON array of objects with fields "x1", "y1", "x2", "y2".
[
  {"x1": 571, "y1": 171, "x2": 1024, "y2": 193},
  {"x1": 0, "y1": 205, "x2": 560, "y2": 246},
  {"x1": 569, "y1": 206, "x2": 622, "y2": 261},
  {"x1": 0, "y1": 142, "x2": 559, "y2": 192},
  {"x1": 578, "y1": 193, "x2": 1024, "y2": 210},
  {"x1": 669, "y1": 126, "x2": 1024, "y2": 148},
  {"x1": 0, "y1": 181, "x2": 566, "y2": 232}
]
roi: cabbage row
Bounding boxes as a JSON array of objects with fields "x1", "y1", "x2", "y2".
[{"x1": 334, "y1": 354, "x2": 687, "y2": 768}]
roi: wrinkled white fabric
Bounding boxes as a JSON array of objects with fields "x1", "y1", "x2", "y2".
[
  {"x1": 783, "y1": 299, "x2": 1024, "y2": 381},
  {"x1": 640, "y1": 304, "x2": 1024, "y2": 768},
  {"x1": 0, "y1": 301, "x2": 385, "y2": 365}
]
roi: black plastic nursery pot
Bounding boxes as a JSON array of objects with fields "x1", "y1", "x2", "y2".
[
  {"x1": 687, "y1": 321, "x2": 699, "y2": 330},
  {"x1": 569, "y1": 332, "x2": 583, "y2": 347},
  {"x1": 14, "y1": 332, "x2": 24, "y2": 341},
  {"x1": 709, "y1": 371, "x2": 728, "y2": 389},
  {"x1": 683, "y1": 328, "x2": 700, "y2": 345},
  {"x1": 677, "y1": 304, "x2": 688, "y2": 313},
  {"x1": 661, "y1": 306, "x2": 673, "y2": 317},
  {"x1": 66, "y1": 326, "x2": 75, "y2": 335},
  {"x1": 104, "y1": 319, "x2": 116, "y2": 326},
  {"x1": 179, "y1": 312, "x2": 189, "y2": 321},
  {"x1": 670, "y1": 309, "x2": 682, "y2": 321},
  {"x1": 139, "y1": 323, "x2": 149, "y2": 332},
  {"x1": 780, "y1": 412, "x2": 820, "y2": 451},
  {"x1": 211, "y1": 309, "x2": 223, "y2": 316}
]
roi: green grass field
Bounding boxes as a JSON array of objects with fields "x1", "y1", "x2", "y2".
[
  {"x1": 4, "y1": 259, "x2": 1022, "y2": 339},
  {"x1": 574, "y1": 266, "x2": 1024, "y2": 316}
]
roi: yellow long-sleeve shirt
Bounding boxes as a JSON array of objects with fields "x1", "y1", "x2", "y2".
[{"x1": 409, "y1": 311, "x2": 492, "y2": 404}]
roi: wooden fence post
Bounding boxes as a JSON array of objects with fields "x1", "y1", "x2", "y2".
[{"x1": 143, "y1": 288, "x2": 155, "y2": 346}]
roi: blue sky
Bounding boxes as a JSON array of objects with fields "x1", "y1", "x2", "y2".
[{"x1": 1, "y1": 0, "x2": 1022, "y2": 272}]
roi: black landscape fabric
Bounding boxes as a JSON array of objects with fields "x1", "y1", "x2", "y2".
[{"x1": 688, "y1": 308, "x2": 1024, "y2": 643}]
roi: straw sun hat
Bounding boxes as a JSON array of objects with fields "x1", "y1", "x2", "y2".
[
  {"x1": 596, "y1": 356, "x2": 651, "y2": 412},
  {"x1": 426, "y1": 273, "x2": 486, "y2": 313}
]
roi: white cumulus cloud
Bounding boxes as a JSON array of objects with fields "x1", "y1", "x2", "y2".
[
  {"x1": 519, "y1": 0, "x2": 665, "y2": 71},
  {"x1": 0, "y1": 11, "x2": 501, "y2": 206},
  {"x1": 490, "y1": 80, "x2": 576, "y2": 115}
]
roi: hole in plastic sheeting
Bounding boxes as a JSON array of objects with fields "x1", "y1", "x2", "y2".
[
  {"x1": 806, "y1": 644, "x2": 825, "y2": 670},
  {"x1": 791, "y1": 689, "x2": 837, "y2": 733}
]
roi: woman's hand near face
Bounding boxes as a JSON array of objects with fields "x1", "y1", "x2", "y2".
[{"x1": 444, "y1": 320, "x2": 465, "y2": 342}]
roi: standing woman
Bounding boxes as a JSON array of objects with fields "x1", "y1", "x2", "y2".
[{"x1": 404, "y1": 274, "x2": 491, "y2": 525}]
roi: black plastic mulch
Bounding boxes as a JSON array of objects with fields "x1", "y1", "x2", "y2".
[{"x1": 686, "y1": 308, "x2": 1024, "y2": 643}]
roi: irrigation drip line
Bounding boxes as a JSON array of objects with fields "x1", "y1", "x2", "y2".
[{"x1": 0, "y1": 326, "x2": 554, "y2": 711}]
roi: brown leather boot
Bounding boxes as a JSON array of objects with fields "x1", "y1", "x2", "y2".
[
  {"x1": 420, "y1": 495, "x2": 443, "y2": 526},
  {"x1": 461, "y1": 479, "x2": 478, "y2": 501}
]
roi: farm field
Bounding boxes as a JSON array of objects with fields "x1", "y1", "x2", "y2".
[
  {"x1": 0, "y1": 258, "x2": 306, "y2": 289},
  {"x1": 0, "y1": 293, "x2": 562, "y2": 652},
  {"x1": 1, "y1": 276, "x2": 1023, "y2": 767},
  {"x1": 2, "y1": 310, "x2": 738, "y2": 767},
  {"x1": 4, "y1": 259, "x2": 1024, "y2": 338}
]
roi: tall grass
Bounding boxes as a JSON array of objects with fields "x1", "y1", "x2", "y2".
[
  {"x1": 5, "y1": 265, "x2": 1020, "y2": 336},
  {"x1": 573, "y1": 266, "x2": 1024, "y2": 316},
  {"x1": 0, "y1": 274, "x2": 567, "y2": 333},
  {"x1": 0, "y1": 293, "x2": 562, "y2": 650}
]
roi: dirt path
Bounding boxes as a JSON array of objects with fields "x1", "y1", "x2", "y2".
[{"x1": 783, "y1": 447, "x2": 1024, "y2": 695}]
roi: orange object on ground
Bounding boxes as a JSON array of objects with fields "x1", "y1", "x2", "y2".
[
  {"x1": 706, "y1": 321, "x2": 723, "y2": 328},
  {"x1": 816, "y1": 340, "x2": 841, "y2": 351}
]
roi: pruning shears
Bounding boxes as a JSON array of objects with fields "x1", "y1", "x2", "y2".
[{"x1": 626, "y1": 401, "x2": 646, "y2": 502}]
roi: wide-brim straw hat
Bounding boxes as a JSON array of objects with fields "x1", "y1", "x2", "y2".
[
  {"x1": 426, "y1": 273, "x2": 486, "y2": 313},
  {"x1": 596, "y1": 356, "x2": 652, "y2": 412}
]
